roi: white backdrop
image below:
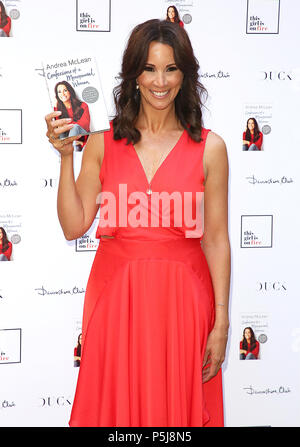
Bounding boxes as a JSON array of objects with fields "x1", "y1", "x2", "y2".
[{"x1": 0, "y1": 0, "x2": 300, "y2": 427}]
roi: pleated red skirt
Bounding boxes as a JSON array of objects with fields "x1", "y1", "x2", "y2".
[{"x1": 69, "y1": 236, "x2": 224, "y2": 427}]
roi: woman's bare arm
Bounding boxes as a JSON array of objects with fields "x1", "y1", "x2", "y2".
[
  {"x1": 57, "y1": 133, "x2": 104, "y2": 240},
  {"x1": 201, "y1": 131, "x2": 231, "y2": 382},
  {"x1": 45, "y1": 111, "x2": 104, "y2": 240}
]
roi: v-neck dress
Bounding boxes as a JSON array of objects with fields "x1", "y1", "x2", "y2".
[{"x1": 69, "y1": 123, "x2": 224, "y2": 427}]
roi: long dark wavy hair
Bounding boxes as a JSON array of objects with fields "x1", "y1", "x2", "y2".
[
  {"x1": 0, "y1": 1, "x2": 9, "y2": 28},
  {"x1": 241, "y1": 327, "x2": 257, "y2": 352},
  {"x1": 245, "y1": 117, "x2": 261, "y2": 143},
  {"x1": 166, "y1": 5, "x2": 181, "y2": 23},
  {"x1": 0, "y1": 227, "x2": 10, "y2": 253},
  {"x1": 54, "y1": 81, "x2": 84, "y2": 122},
  {"x1": 112, "y1": 19, "x2": 207, "y2": 144}
]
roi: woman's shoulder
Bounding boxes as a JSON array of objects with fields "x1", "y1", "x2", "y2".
[
  {"x1": 202, "y1": 130, "x2": 228, "y2": 175},
  {"x1": 205, "y1": 130, "x2": 227, "y2": 152}
]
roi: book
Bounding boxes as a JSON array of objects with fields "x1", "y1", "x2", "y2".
[{"x1": 42, "y1": 55, "x2": 110, "y2": 150}]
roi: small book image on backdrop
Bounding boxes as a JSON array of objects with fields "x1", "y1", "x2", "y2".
[{"x1": 42, "y1": 55, "x2": 110, "y2": 151}]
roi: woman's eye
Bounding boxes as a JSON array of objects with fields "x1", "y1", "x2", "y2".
[
  {"x1": 167, "y1": 66, "x2": 178, "y2": 72},
  {"x1": 144, "y1": 66, "x2": 154, "y2": 72}
]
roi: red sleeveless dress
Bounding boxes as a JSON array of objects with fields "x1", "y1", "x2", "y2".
[{"x1": 69, "y1": 124, "x2": 224, "y2": 427}]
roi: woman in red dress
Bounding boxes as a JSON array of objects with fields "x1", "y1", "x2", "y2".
[{"x1": 45, "y1": 19, "x2": 230, "y2": 427}]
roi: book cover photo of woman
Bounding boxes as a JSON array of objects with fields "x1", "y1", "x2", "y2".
[
  {"x1": 0, "y1": 1, "x2": 11, "y2": 37},
  {"x1": 54, "y1": 80, "x2": 91, "y2": 151},
  {"x1": 240, "y1": 327, "x2": 260, "y2": 360},
  {"x1": 0, "y1": 227, "x2": 12, "y2": 261},
  {"x1": 74, "y1": 333, "x2": 82, "y2": 367},
  {"x1": 166, "y1": 5, "x2": 184, "y2": 28},
  {"x1": 242, "y1": 117, "x2": 263, "y2": 151}
]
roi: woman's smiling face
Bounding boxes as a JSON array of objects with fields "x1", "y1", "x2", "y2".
[
  {"x1": 136, "y1": 41, "x2": 183, "y2": 112},
  {"x1": 57, "y1": 84, "x2": 71, "y2": 103},
  {"x1": 168, "y1": 7, "x2": 175, "y2": 20},
  {"x1": 248, "y1": 119, "x2": 255, "y2": 131},
  {"x1": 244, "y1": 328, "x2": 252, "y2": 340}
]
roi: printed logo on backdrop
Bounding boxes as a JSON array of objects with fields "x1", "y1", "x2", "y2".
[
  {"x1": 164, "y1": 0, "x2": 194, "y2": 25},
  {"x1": 38, "y1": 396, "x2": 72, "y2": 407},
  {"x1": 260, "y1": 70, "x2": 293, "y2": 82},
  {"x1": 240, "y1": 312, "x2": 269, "y2": 360},
  {"x1": 199, "y1": 69, "x2": 231, "y2": 81},
  {"x1": 0, "y1": 110, "x2": 22, "y2": 144},
  {"x1": 1, "y1": 399, "x2": 16, "y2": 410},
  {"x1": 246, "y1": 174, "x2": 294, "y2": 186},
  {"x1": 34, "y1": 285, "x2": 85, "y2": 297},
  {"x1": 76, "y1": 233, "x2": 99, "y2": 252},
  {"x1": 262, "y1": 68, "x2": 300, "y2": 94},
  {"x1": 257, "y1": 281, "x2": 287, "y2": 292},
  {"x1": 42, "y1": 178, "x2": 57, "y2": 188},
  {"x1": 0, "y1": 178, "x2": 18, "y2": 189},
  {"x1": 242, "y1": 103, "x2": 273, "y2": 152},
  {"x1": 76, "y1": 0, "x2": 111, "y2": 32},
  {"x1": 243, "y1": 385, "x2": 291, "y2": 396},
  {"x1": 76, "y1": 215, "x2": 99, "y2": 252},
  {"x1": 246, "y1": 0, "x2": 280, "y2": 34},
  {"x1": 241, "y1": 215, "x2": 273, "y2": 248},
  {"x1": 0, "y1": 328, "x2": 21, "y2": 365}
]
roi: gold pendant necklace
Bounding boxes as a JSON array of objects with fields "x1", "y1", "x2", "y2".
[
  {"x1": 146, "y1": 186, "x2": 152, "y2": 196},
  {"x1": 137, "y1": 147, "x2": 171, "y2": 196}
]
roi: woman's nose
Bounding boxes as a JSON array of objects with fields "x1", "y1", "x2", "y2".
[{"x1": 153, "y1": 71, "x2": 167, "y2": 88}]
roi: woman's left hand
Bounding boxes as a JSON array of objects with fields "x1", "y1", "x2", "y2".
[{"x1": 202, "y1": 326, "x2": 228, "y2": 383}]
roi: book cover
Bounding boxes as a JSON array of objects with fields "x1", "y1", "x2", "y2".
[{"x1": 42, "y1": 55, "x2": 110, "y2": 150}]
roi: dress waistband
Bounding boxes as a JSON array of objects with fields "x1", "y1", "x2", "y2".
[{"x1": 98, "y1": 236, "x2": 204, "y2": 263}]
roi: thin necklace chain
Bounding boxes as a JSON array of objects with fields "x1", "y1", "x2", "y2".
[{"x1": 135, "y1": 146, "x2": 173, "y2": 195}]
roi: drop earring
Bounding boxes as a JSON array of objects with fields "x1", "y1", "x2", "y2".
[{"x1": 135, "y1": 82, "x2": 140, "y2": 101}]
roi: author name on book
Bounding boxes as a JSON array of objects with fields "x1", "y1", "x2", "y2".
[{"x1": 45, "y1": 58, "x2": 92, "y2": 70}]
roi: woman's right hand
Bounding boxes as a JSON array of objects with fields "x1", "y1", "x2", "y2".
[{"x1": 45, "y1": 110, "x2": 79, "y2": 156}]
